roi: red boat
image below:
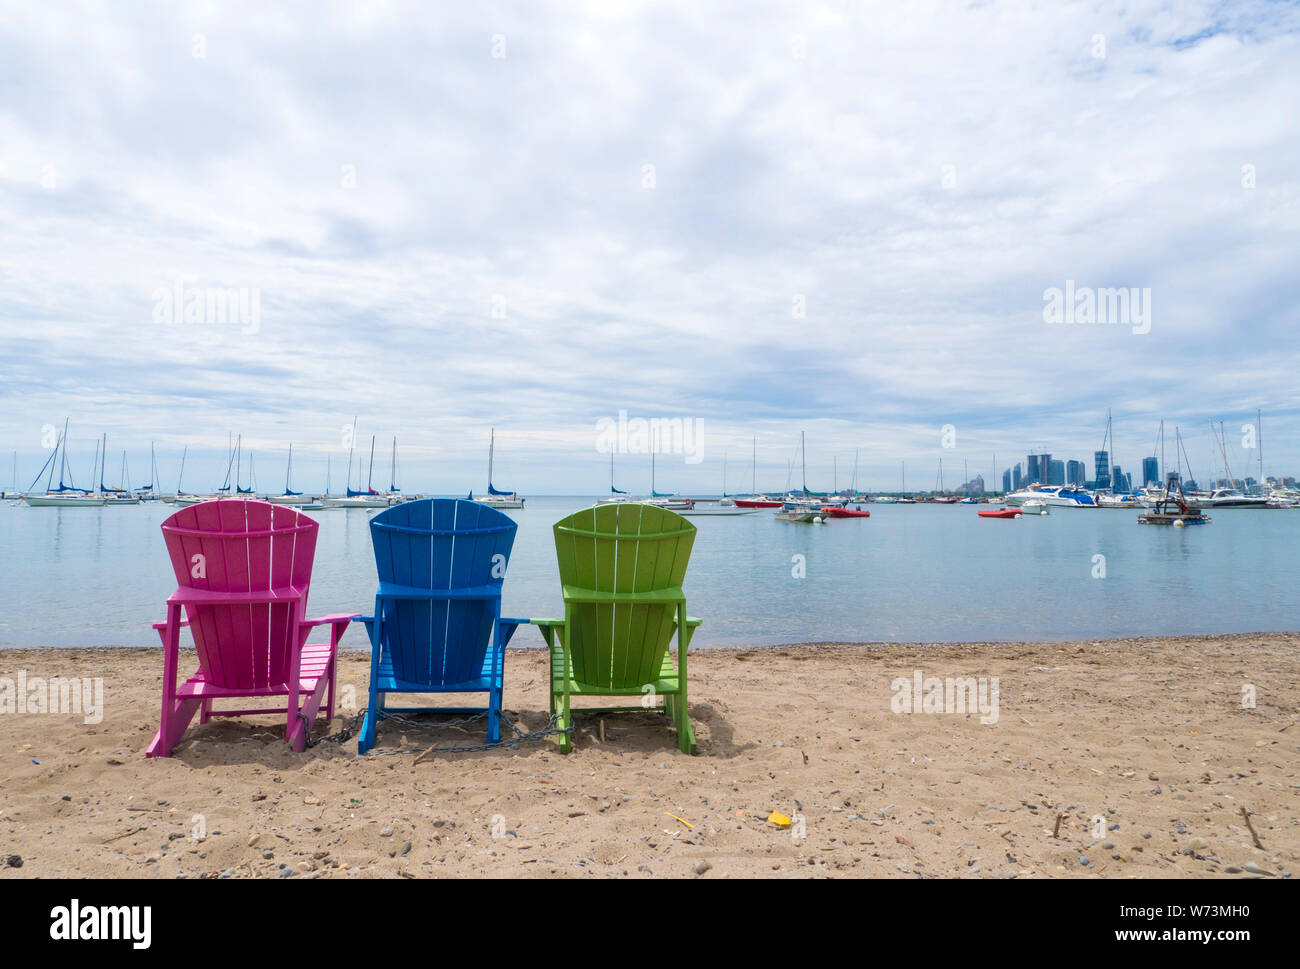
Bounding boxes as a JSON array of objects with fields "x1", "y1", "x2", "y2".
[
  {"x1": 821, "y1": 505, "x2": 870, "y2": 518},
  {"x1": 978, "y1": 508, "x2": 1022, "y2": 519},
  {"x1": 735, "y1": 497, "x2": 783, "y2": 508}
]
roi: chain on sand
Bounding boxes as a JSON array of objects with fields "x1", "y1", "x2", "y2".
[{"x1": 304, "y1": 707, "x2": 572, "y2": 755}]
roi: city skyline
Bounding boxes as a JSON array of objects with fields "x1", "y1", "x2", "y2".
[{"x1": 2, "y1": 3, "x2": 1298, "y2": 492}]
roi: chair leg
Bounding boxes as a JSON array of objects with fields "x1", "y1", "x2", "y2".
[
  {"x1": 146, "y1": 695, "x2": 203, "y2": 758},
  {"x1": 673, "y1": 687, "x2": 696, "y2": 755},
  {"x1": 556, "y1": 691, "x2": 572, "y2": 754},
  {"x1": 199, "y1": 698, "x2": 212, "y2": 725},
  {"x1": 290, "y1": 674, "x2": 331, "y2": 752},
  {"x1": 358, "y1": 704, "x2": 378, "y2": 754}
]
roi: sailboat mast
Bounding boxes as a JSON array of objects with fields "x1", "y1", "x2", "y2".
[
  {"x1": 1159, "y1": 420, "x2": 1165, "y2": 487},
  {"x1": 177, "y1": 445, "x2": 187, "y2": 493},
  {"x1": 325, "y1": 455, "x2": 331, "y2": 495},
  {"x1": 487, "y1": 429, "x2": 494, "y2": 489},
  {"x1": 45, "y1": 426, "x2": 61, "y2": 493},
  {"x1": 801, "y1": 431, "x2": 806, "y2": 492},
  {"x1": 1257, "y1": 408, "x2": 1263, "y2": 492},
  {"x1": 59, "y1": 420, "x2": 70, "y2": 488},
  {"x1": 752, "y1": 436, "x2": 757, "y2": 494},
  {"x1": 100, "y1": 433, "x2": 107, "y2": 490},
  {"x1": 90, "y1": 438, "x2": 100, "y2": 495},
  {"x1": 390, "y1": 436, "x2": 397, "y2": 492},
  {"x1": 345, "y1": 417, "x2": 356, "y2": 492},
  {"x1": 367, "y1": 436, "x2": 376, "y2": 491}
]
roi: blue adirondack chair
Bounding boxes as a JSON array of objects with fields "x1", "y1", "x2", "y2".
[{"x1": 356, "y1": 498, "x2": 524, "y2": 753}]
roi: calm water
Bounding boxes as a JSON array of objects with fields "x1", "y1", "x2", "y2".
[{"x1": 1, "y1": 496, "x2": 1296, "y2": 648}]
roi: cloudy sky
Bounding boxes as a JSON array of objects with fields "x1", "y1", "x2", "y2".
[{"x1": 2, "y1": 0, "x2": 1298, "y2": 495}]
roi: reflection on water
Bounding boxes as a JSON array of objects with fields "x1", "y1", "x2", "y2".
[{"x1": 0, "y1": 497, "x2": 1297, "y2": 648}]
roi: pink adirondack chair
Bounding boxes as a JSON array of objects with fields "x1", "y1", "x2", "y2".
[{"x1": 146, "y1": 500, "x2": 352, "y2": 757}]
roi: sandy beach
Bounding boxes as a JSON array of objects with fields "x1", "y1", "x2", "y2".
[{"x1": 1, "y1": 634, "x2": 1296, "y2": 879}]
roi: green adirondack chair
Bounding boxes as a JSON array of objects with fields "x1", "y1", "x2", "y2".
[{"x1": 531, "y1": 503, "x2": 701, "y2": 754}]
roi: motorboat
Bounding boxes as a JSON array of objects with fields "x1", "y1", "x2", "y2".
[
  {"x1": 820, "y1": 505, "x2": 869, "y2": 518},
  {"x1": 1096, "y1": 492, "x2": 1140, "y2": 508},
  {"x1": 1004, "y1": 485, "x2": 1096, "y2": 508},
  {"x1": 775, "y1": 503, "x2": 828, "y2": 523},
  {"x1": 1187, "y1": 488, "x2": 1270, "y2": 510},
  {"x1": 1019, "y1": 499, "x2": 1049, "y2": 515},
  {"x1": 978, "y1": 508, "x2": 1022, "y2": 519}
]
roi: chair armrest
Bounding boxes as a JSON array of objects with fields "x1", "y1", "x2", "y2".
[
  {"x1": 300, "y1": 613, "x2": 356, "y2": 629},
  {"x1": 528, "y1": 618, "x2": 565, "y2": 628},
  {"x1": 497, "y1": 616, "x2": 527, "y2": 649},
  {"x1": 152, "y1": 617, "x2": 191, "y2": 631}
]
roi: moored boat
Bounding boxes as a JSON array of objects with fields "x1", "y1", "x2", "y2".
[
  {"x1": 820, "y1": 505, "x2": 869, "y2": 518},
  {"x1": 1138, "y1": 473, "x2": 1211, "y2": 525},
  {"x1": 978, "y1": 508, "x2": 1022, "y2": 519}
]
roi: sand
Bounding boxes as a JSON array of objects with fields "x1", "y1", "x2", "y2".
[{"x1": 1, "y1": 634, "x2": 1296, "y2": 879}]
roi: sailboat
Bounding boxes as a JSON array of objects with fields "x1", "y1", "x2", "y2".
[
  {"x1": 1187, "y1": 422, "x2": 1269, "y2": 509},
  {"x1": 681, "y1": 449, "x2": 757, "y2": 516},
  {"x1": 104, "y1": 446, "x2": 142, "y2": 504},
  {"x1": 322, "y1": 422, "x2": 388, "y2": 507},
  {"x1": 269, "y1": 444, "x2": 314, "y2": 505},
  {"x1": 644, "y1": 447, "x2": 692, "y2": 510},
  {"x1": 597, "y1": 452, "x2": 634, "y2": 504},
  {"x1": 735, "y1": 437, "x2": 783, "y2": 507},
  {"x1": 474, "y1": 429, "x2": 524, "y2": 509},
  {"x1": 164, "y1": 445, "x2": 202, "y2": 504},
  {"x1": 782, "y1": 432, "x2": 833, "y2": 505},
  {"x1": 23, "y1": 421, "x2": 107, "y2": 506}
]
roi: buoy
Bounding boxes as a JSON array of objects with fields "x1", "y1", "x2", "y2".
[
  {"x1": 1173, "y1": 518, "x2": 1185, "y2": 527},
  {"x1": 812, "y1": 516, "x2": 823, "y2": 524}
]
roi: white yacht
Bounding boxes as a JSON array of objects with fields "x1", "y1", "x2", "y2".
[
  {"x1": 1188, "y1": 488, "x2": 1270, "y2": 510},
  {"x1": 1004, "y1": 484, "x2": 1098, "y2": 508}
]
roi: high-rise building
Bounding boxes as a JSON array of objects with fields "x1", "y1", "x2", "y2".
[
  {"x1": 1026, "y1": 453, "x2": 1051, "y2": 485},
  {"x1": 1067, "y1": 459, "x2": 1085, "y2": 487},
  {"x1": 1002, "y1": 469, "x2": 1012, "y2": 493},
  {"x1": 1142, "y1": 456, "x2": 1159, "y2": 488},
  {"x1": 1094, "y1": 450, "x2": 1111, "y2": 490},
  {"x1": 1013, "y1": 464, "x2": 1023, "y2": 490},
  {"x1": 1048, "y1": 460, "x2": 1065, "y2": 486}
]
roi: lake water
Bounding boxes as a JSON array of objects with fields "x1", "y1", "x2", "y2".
[{"x1": 1, "y1": 496, "x2": 1296, "y2": 648}]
